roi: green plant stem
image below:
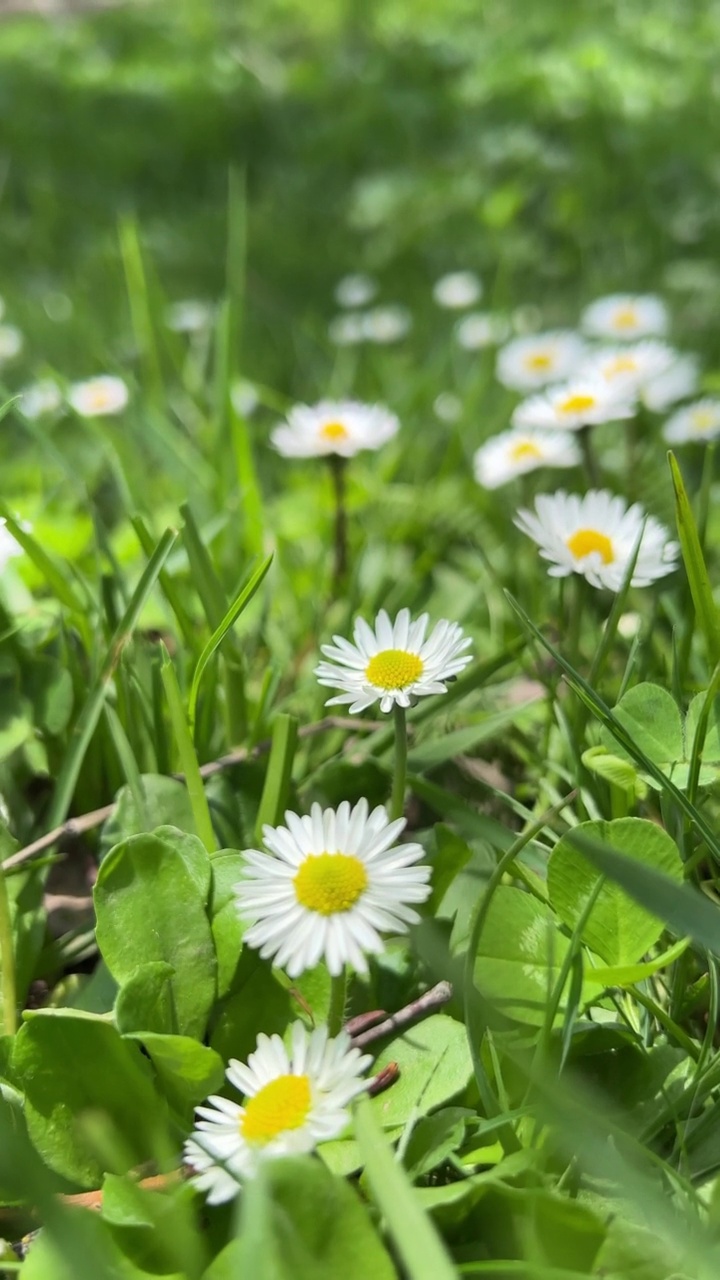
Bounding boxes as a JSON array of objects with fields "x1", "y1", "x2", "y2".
[
  {"x1": 160, "y1": 645, "x2": 217, "y2": 853},
  {"x1": 328, "y1": 967, "x2": 347, "y2": 1037},
  {"x1": 0, "y1": 870, "x2": 17, "y2": 1036},
  {"x1": 578, "y1": 425, "x2": 600, "y2": 487},
  {"x1": 329, "y1": 455, "x2": 348, "y2": 593},
  {"x1": 390, "y1": 704, "x2": 408, "y2": 821}
]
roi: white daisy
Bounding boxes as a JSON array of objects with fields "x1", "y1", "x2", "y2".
[
  {"x1": 432, "y1": 271, "x2": 482, "y2": 309},
  {"x1": 165, "y1": 299, "x2": 214, "y2": 333},
  {"x1": 496, "y1": 332, "x2": 585, "y2": 392},
  {"x1": 234, "y1": 798, "x2": 432, "y2": 977},
  {"x1": 361, "y1": 305, "x2": 411, "y2": 344},
  {"x1": 455, "y1": 312, "x2": 509, "y2": 351},
  {"x1": 473, "y1": 429, "x2": 581, "y2": 489},
  {"x1": 334, "y1": 273, "x2": 377, "y2": 309},
  {"x1": 0, "y1": 325, "x2": 23, "y2": 362},
  {"x1": 328, "y1": 313, "x2": 367, "y2": 346},
  {"x1": 514, "y1": 489, "x2": 678, "y2": 590},
  {"x1": 315, "y1": 607, "x2": 472, "y2": 714},
  {"x1": 17, "y1": 379, "x2": 62, "y2": 420},
  {"x1": 579, "y1": 341, "x2": 676, "y2": 396},
  {"x1": 68, "y1": 376, "x2": 129, "y2": 418},
  {"x1": 581, "y1": 294, "x2": 668, "y2": 341},
  {"x1": 643, "y1": 354, "x2": 700, "y2": 412},
  {"x1": 184, "y1": 1022, "x2": 372, "y2": 1200},
  {"x1": 512, "y1": 377, "x2": 635, "y2": 432},
  {"x1": 662, "y1": 399, "x2": 720, "y2": 444},
  {"x1": 271, "y1": 400, "x2": 399, "y2": 459}
]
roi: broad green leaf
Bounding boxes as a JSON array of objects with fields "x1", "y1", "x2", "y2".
[
  {"x1": 599, "y1": 683, "x2": 720, "y2": 791},
  {"x1": 122, "y1": 1032, "x2": 224, "y2": 1121},
  {"x1": 208, "y1": 851, "x2": 246, "y2": 999},
  {"x1": 100, "y1": 775, "x2": 197, "y2": 858},
  {"x1": 102, "y1": 1173, "x2": 206, "y2": 1278},
  {"x1": 210, "y1": 954, "x2": 292, "y2": 1063},
  {"x1": 584, "y1": 937, "x2": 689, "y2": 987},
  {"x1": 115, "y1": 962, "x2": 177, "y2": 1036},
  {"x1": 472, "y1": 886, "x2": 580, "y2": 1025},
  {"x1": 13, "y1": 1011, "x2": 165, "y2": 1187},
  {"x1": 403, "y1": 1106, "x2": 472, "y2": 1180},
  {"x1": 95, "y1": 827, "x2": 216, "y2": 1040},
  {"x1": 548, "y1": 818, "x2": 683, "y2": 965},
  {"x1": 369, "y1": 1014, "x2": 473, "y2": 1130}
]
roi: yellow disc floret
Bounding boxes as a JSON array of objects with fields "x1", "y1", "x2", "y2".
[
  {"x1": 320, "y1": 421, "x2": 349, "y2": 441},
  {"x1": 241, "y1": 1075, "x2": 312, "y2": 1144},
  {"x1": 567, "y1": 528, "x2": 615, "y2": 564},
  {"x1": 691, "y1": 410, "x2": 716, "y2": 433},
  {"x1": 294, "y1": 853, "x2": 369, "y2": 915},
  {"x1": 612, "y1": 308, "x2": 638, "y2": 330},
  {"x1": 365, "y1": 649, "x2": 423, "y2": 690},
  {"x1": 524, "y1": 352, "x2": 553, "y2": 372},
  {"x1": 605, "y1": 356, "x2": 637, "y2": 377},
  {"x1": 510, "y1": 440, "x2": 542, "y2": 462},
  {"x1": 559, "y1": 394, "x2": 596, "y2": 416}
]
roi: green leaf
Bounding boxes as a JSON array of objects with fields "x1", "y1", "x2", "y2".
[
  {"x1": 472, "y1": 886, "x2": 578, "y2": 1026},
  {"x1": 209, "y1": 851, "x2": 246, "y2": 999},
  {"x1": 94, "y1": 827, "x2": 217, "y2": 1039},
  {"x1": 370, "y1": 1013, "x2": 473, "y2": 1130},
  {"x1": 102, "y1": 1173, "x2": 206, "y2": 1278},
  {"x1": 584, "y1": 937, "x2": 689, "y2": 987},
  {"x1": 122, "y1": 1032, "x2": 224, "y2": 1121},
  {"x1": 599, "y1": 682, "x2": 720, "y2": 791},
  {"x1": 548, "y1": 818, "x2": 683, "y2": 965},
  {"x1": 407, "y1": 699, "x2": 542, "y2": 770},
  {"x1": 210, "y1": 953, "x2": 292, "y2": 1062},
  {"x1": 12, "y1": 1011, "x2": 165, "y2": 1187},
  {"x1": 100, "y1": 775, "x2": 197, "y2": 858},
  {"x1": 115, "y1": 962, "x2": 177, "y2": 1036},
  {"x1": 669, "y1": 450, "x2": 720, "y2": 669},
  {"x1": 23, "y1": 656, "x2": 74, "y2": 736}
]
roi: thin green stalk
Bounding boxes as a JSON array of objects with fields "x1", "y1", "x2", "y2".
[
  {"x1": 390, "y1": 703, "x2": 408, "y2": 821},
  {"x1": 0, "y1": 870, "x2": 16, "y2": 1035},
  {"x1": 329, "y1": 455, "x2": 348, "y2": 593},
  {"x1": 327, "y1": 967, "x2": 347, "y2": 1037},
  {"x1": 578, "y1": 425, "x2": 600, "y2": 487},
  {"x1": 160, "y1": 644, "x2": 217, "y2": 853}
]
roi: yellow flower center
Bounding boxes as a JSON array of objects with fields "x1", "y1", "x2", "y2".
[
  {"x1": 510, "y1": 440, "x2": 542, "y2": 462},
  {"x1": 612, "y1": 308, "x2": 638, "y2": 330},
  {"x1": 566, "y1": 528, "x2": 615, "y2": 564},
  {"x1": 605, "y1": 356, "x2": 637, "y2": 377},
  {"x1": 691, "y1": 410, "x2": 716, "y2": 432},
  {"x1": 241, "y1": 1074, "x2": 311, "y2": 1144},
  {"x1": 89, "y1": 389, "x2": 112, "y2": 411},
  {"x1": 559, "y1": 394, "x2": 596, "y2": 415},
  {"x1": 320, "y1": 421, "x2": 349, "y2": 441},
  {"x1": 365, "y1": 649, "x2": 424, "y2": 690},
  {"x1": 524, "y1": 352, "x2": 552, "y2": 371},
  {"x1": 294, "y1": 853, "x2": 369, "y2": 915}
]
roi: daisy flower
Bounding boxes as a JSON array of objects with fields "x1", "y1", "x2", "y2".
[
  {"x1": 334, "y1": 273, "x2": 377, "y2": 309},
  {"x1": 512, "y1": 377, "x2": 635, "y2": 432},
  {"x1": 271, "y1": 400, "x2": 399, "y2": 459},
  {"x1": 455, "y1": 312, "x2": 509, "y2": 350},
  {"x1": 234, "y1": 798, "x2": 432, "y2": 976},
  {"x1": 315, "y1": 607, "x2": 472, "y2": 714},
  {"x1": 515, "y1": 490, "x2": 678, "y2": 590},
  {"x1": 361, "y1": 306, "x2": 411, "y2": 344},
  {"x1": 68, "y1": 376, "x2": 129, "y2": 418},
  {"x1": 496, "y1": 332, "x2": 585, "y2": 392},
  {"x1": 581, "y1": 294, "x2": 668, "y2": 341},
  {"x1": 579, "y1": 341, "x2": 676, "y2": 396},
  {"x1": 433, "y1": 271, "x2": 482, "y2": 309},
  {"x1": 643, "y1": 354, "x2": 700, "y2": 412},
  {"x1": 473, "y1": 429, "x2": 581, "y2": 489},
  {"x1": 165, "y1": 299, "x2": 214, "y2": 333},
  {"x1": 17, "y1": 379, "x2": 62, "y2": 420},
  {"x1": 662, "y1": 399, "x2": 720, "y2": 444},
  {"x1": 184, "y1": 1022, "x2": 372, "y2": 1201},
  {"x1": 0, "y1": 325, "x2": 23, "y2": 362},
  {"x1": 328, "y1": 313, "x2": 367, "y2": 346}
]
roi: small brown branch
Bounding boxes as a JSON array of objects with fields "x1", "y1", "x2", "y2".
[{"x1": 349, "y1": 981, "x2": 453, "y2": 1049}]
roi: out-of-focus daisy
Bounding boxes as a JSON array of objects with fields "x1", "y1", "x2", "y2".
[
  {"x1": 271, "y1": 400, "x2": 399, "y2": 459},
  {"x1": 328, "y1": 313, "x2": 367, "y2": 346},
  {"x1": 334, "y1": 274, "x2": 377, "y2": 309},
  {"x1": 433, "y1": 392, "x2": 462, "y2": 423},
  {"x1": 643, "y1": 354, "x2": 700, "y2": 412},
  {"x1": 361, "y1": 306, "x2": 411, "y2": 344},
  {"x1": 315, "y1": 607, "x2": 472, "y2": 714},
  {"x1": 0, "y1": 520, "x2": 26, "y2": 571},
  {"x1": 234, "y1": 798, "x2": 431, "y2": 976},
  {"x1": 473, "y1": 429, "x2": 581, "y2": 489},
  {"x1": 231, "y1": 379, "x2": 259, "y2": 417},
  {"x1": 68, "y1": 376, "x2": 129, "y2": 418},
  {"x1": 496, "y1": 332, "x2": 585, "y2": 392},
  {"x1": 17, "y1": 380, "x2": 62, "y2": 420},
  {"x1": 165, "y1": 299, "x2": 214, "y2": 333},
  {"x1": 0, "y1": 326, "x2": 23, "y2": 363},
  {"x1": 581, "y1": 294, "x2": 668, "y2": 341},
  {"x1": 580, "y1": 341, "x2": 676, "y2": 397},
  {"x1": 512, "y1": 378, "x2": 635, "y2": 432},
  {"x1": 433, "y1": 271, "x2": 482, "y2": 309},
  {"x1": 515, "y1": 490, "x2": 678, "y2": 590},
  {"x1": 455, "y1": 312, "x2": 510, "y2": 350},
  {"x1": 184, "y1": 1023, "x2": 371, "y2": 1201},
  {"x1": 663, "y1": 399, "x2": 720, "y2": 444}
]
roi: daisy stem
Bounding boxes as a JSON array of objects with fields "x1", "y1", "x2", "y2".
[
  {"x1": 0, "y1": 868, "x2": 17, "y2": 1036},
  {"x1": 578, "y1": 425, "x2": 600, "y2": 488},
  {"x1": 390, "y1": 703, "x2": 408, "y2": 822},
  {"x1": 329, "y1": 456, "x2": 348, "y2": 593},
  {"x1": 328, "y1": 966, "x2": 348, "y2": 1037}
]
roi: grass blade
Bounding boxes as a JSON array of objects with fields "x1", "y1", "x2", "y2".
[
  {"x1": 160, "y1": 643, "x2": 217, "y2": 852},
  {"x1": 669, "y1": 450, "x2": 720, "y2": 670},
  {"x1": 254, "y1": 713, "x2": 299, "y2": 838}
]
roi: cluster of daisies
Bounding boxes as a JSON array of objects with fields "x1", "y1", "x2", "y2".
[{"x1": 185, "y1": 609, "x2": 473, "y2": 1202}]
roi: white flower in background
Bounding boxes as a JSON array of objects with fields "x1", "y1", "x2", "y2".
[
  {"x1": 316, "y1": 607, "x2": 472, "y2": 714},
  {"x1": 579, "y1": 341, "x2": 676, "y2": 397},
  {"x1": 433, "y1": 392, "x2": 462, "y2": 423},
  {"x1": 0, "y1": 520, "x2": 26, "y2": 571},
  {"x1": 581, "y1": 294, "x2": 668, "y2": 341},
  {"x1": 512, "y1": 377, "x2": 635, "y2": 432},
  {"x1": 335, "y1": 274, "x2": 377, "y2": 309},
  {"x1": 515, "y1": 490, "x2": 678, "y2": 590},
  {"x1": 184, "y1": 1023, "x2": 371, "y2": 1201},
  {"x1": 234, "y1": 799, "x2": 432, "y2": 976},
  {"x1": 0, "y1": 326, "x2": 23, "y2": 362},
  {"x1": 433, "y1": 271, "x2": 482, "y2": 309},
  {"x1": 361, "y1": 306, "x2": 411, "y2": 344},
  {"x1": 165, "y1": 299, "x2": 214, "y2": 333},
  {"x1": 17, "y1": 380, "x2": 62, "y2": 420},
  {"x1": 231, "y1": 379, "x2": 259, "y2": 417},
  {"x1": 68, "y1": 376, "x2": 129, "y2": 418},
  {"x1": 455, "y1": 312, "x2": 509, "y2": 350},
  {"x1": 328, "y1": 313, "x2": 367, "y2": 346},
  {"x1": 642, "y1": 354, "x2": 700, "y2": 412},
  {"x1": 662, "y1": 399, "x2": 720, "y2": 444},
  {"x1": 496, "y1": 332, "x2": 585, "y2": 391},
  {"x1": 271, "y1": 400, "x2": 399, "y2": 459},
  {"x1": 473, "y1": 429, "x2": 581, "y2": 489}
]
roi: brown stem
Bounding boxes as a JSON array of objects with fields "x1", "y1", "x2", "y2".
[{"x1": 349, "y1": 980, "x2": 453, "y2": 1049}]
